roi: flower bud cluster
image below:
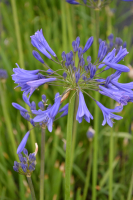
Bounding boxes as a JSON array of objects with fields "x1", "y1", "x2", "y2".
[{"x1": 13, "y1": 148, "x2": 36, "y2": 176}]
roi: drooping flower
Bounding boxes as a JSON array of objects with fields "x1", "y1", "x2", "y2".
[
  {"x1": 33, "y1": 93, "x2": 62, "y2": 132},
  {"x1": 96, "y1": 101, "x2": 123, "y2": 127},
  {"x1": 76, "y1": 91, "x2": 93, "y2": 123}
]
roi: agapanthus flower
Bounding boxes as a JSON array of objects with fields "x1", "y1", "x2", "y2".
[
  {"x1": 32, "y1": 93, "x2": 62, "y2": 132},
  {"x1": 13, "y1": 146, "x2": 37, "y2": 176},
  {"x1": 12, "y1": 29, "x2": 133, "y2": 153},
  {"x1": 12, "y1": 93, "x2": 66, "y2": 153},
  {"x1": 12, "y1": 63, "x2": 56, "y2": 98},
  {"x1": 66, "y1": 0, "x2": 112, "y2": 9},
  {"x1": 30, "y1": 29, "x2": 132, "y2": 128}
]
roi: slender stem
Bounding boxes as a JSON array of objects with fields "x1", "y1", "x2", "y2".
[
  {"x1": 109, "y1": 127, "x2": 113, "y2": 200},
  {"x1": 40, "y1": 128, "x2": 45, "y2": 200},
  {"x1": 65, "y1": 91, "x2": 75, "y2": 200},
  {"x1": 82, "y1": 142, "x2": 93, "y2": 200},
  {"x1": 27, "y1": 176, "x2": 36, "y2": 200},
  {"x1": 91, "y1": 9, "x2": 100, "y2": 200},
  {"x1": 127, "y1": 172, "x2": 133, "y2": 200},
  {"x1": 109, "y1": 94, "x2": 114, "y2": 200},
  {"x1": 70, "y1": 93, "x2": 79, "y2": 174}
]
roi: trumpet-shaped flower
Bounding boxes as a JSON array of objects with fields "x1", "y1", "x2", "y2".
[
  {"x1": 31, "y1": 29, "x2": 57, "y2": 59},
  {"x1": 76, "y1": 91, "x2": 93, "y2": 123},
  {"x1": 96, "y1": 101, "x2": 123, "y2": 127},
  {"x1": 12, "y1": 63, "x2": 56, "y2": 98},
  {"x1": 33, "y1": 93, "x2": 61, "y2": 132}
]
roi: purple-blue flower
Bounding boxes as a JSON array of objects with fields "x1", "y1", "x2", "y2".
[
  {"x1": 59, "y1": 103, "x2": 69, "y2": 117},
  {"x1": 96, "y1": 101, "x2": 123, "y2": 127},
  {"x1": 13, "y1": 147, "x2": 37, "y2": 175},
  {"x1": 31, "y1": 29, "x2": 57, "y2": 59},
  {"x1": 33, "y1": 93, "x2": 61, "y2": 132},
  {"x1": 76, "y1": 91, "x2": 93, "y2": 123},
  {"x1": 12, "y1": 63, "x2": 56, "y2": 98}
]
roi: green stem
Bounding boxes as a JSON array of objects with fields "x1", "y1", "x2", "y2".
[
  {"x1": 70, "y1": 94, "x2": 79, "y2": 174},
  {"x1": 65, "y1": 91, "x2": 75, "y2": 200},
  {"x1": 91, "y1": 9, "x2": 100, "y2": 200},
  {"x1": 109, "y1": 97, "x2": 114, "y2": 200},
  {"x1": 27, "y1": 176, "x2": 36, "y2": 200},
  {"x1": 127, "y1": 172, "x2": 133, "y2": 200},
  {"x1": 40, "y1": 128, "x2": 45, "y2": 200},
  {"x1": 109, "y1": 127, "x2": 113, "y2": 200},
  {"x1": 82, "y1": 142, "x2": 93, "y2": 200}
]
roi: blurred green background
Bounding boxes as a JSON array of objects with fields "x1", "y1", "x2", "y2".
[{"x1": 0, "y1": 0, "x2": 133, "y2": 199}]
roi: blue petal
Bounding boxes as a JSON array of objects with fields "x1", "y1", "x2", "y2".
[
  {"x1": 27, "y1": 78, "x2": 56, "y2": 88},
  {"x1": 17, "y1": 131, "x2": 30, "y2": 154},
  {"x1": 12, "y1": 103, "x2": 28, "y2": 112},
  {"x1": 104, "y1": 61, "x2": 130, "y2": 72}
]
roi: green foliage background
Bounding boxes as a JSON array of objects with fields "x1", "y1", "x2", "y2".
[{"x1": 0, "y1": 0, "x2": 133, "y2": 199}]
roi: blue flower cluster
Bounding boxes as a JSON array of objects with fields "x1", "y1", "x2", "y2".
[
  {"x1": 13, "y1": 148, "x2": 36, "y2": 176},
  {"x1": 99, "y1": 34, "x2": 127, "y2": 54},
  {"x1": 12, "y1": 93, "x2": 68, "y2": 154},
  {"x1": 12, "y1": 29, "x2": 132, "y2": 153}
]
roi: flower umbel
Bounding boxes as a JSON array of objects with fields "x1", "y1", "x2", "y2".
[
  {"x1": 13, "y1": 146, "x2": 38, "y2": 176},
  {"x1": 12, "y1": 29, "x2": 132, "y2": 153},
  {"x1": 29, "y1": 29, "x2": 131, "y2": 127}
]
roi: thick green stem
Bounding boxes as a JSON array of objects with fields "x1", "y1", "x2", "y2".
[
  {"x1": 109, "y1": 96, "x2": 114, "y2": 200},
  {"x1": 40, "y1": 128, "x2": 45, "y2": 200},
  {"x1": 91, "y1": 9, "x2": 100, "y2": 200},
  {"x1": 109, "y1": 127, "x2": 113, "y2": 200},
  {"x1": 82, "y1": 142, "x2": 93, "y2": 200},
  {"x1": 70, "y1": 94, "x2": 79, "y2": 174},
  {"x1": 65, "y1": 91, "x2": 75, "y2": 200},
  {"x1": 27, "y1": 176, "x2": 36, "y2": 200}
]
